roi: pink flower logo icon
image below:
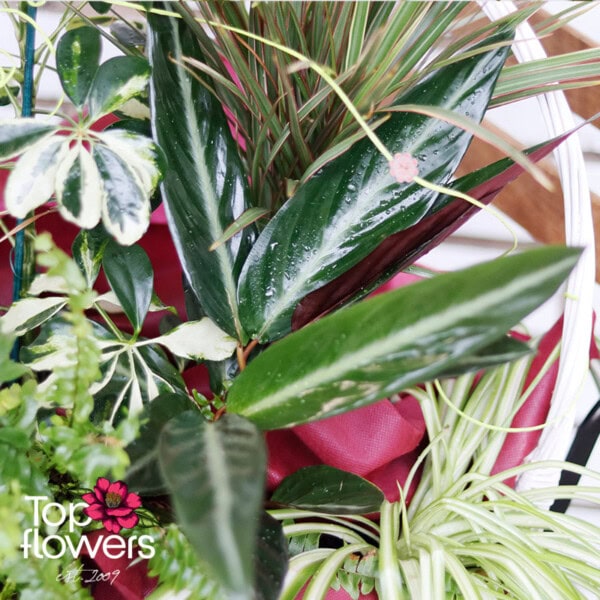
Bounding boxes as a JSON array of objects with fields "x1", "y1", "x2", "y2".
[{"x1": 82, "y1": 478, "x2": 142, "y2": 534}]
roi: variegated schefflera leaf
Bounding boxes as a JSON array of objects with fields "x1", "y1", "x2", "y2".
[{"x1": 1, "y1": 26, "x2": 162, "y2": 246}]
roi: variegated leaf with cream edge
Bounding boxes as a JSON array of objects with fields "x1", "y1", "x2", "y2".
[
  {"x1": 148, "y1": 319, "x2": 238, "y2": 362},
  {"x1": 0, "y1": 297, "x2": 67, "y2": 337},
  {"x1": 55, "y1": 141, "x2": 103, "y2": 229},
  {"x1": 87, "y1": 56, "x2": 151, "y2": 120},
  {"x1": 0, "y1": 118, "x2": 58, "y2": 160},
  {"x1": 5, "y1": 137, "x2": 69, "y2": 218},
  {"x1": 94, "y1": 143, "x2": 151, "y2": 246},
  {"x1": 96, "y1": 129, "x2": 163, "y2": 196}
]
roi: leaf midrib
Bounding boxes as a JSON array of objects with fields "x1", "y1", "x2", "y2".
[
  {"x1": 166, "y1": 19, "x2": 243, "y2": 340},
  {"x1": 255, "y1": 67, "x2": 484, "y2": 340}
]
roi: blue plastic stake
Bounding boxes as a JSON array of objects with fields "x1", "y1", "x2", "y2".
[{"x1": 10, "y1": 4, "x2": 37, "y2": 361}]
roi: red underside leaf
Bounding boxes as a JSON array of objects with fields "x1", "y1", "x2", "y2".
[{"x1": 291, "y1": 130, "x2": 574, "y2": 331}]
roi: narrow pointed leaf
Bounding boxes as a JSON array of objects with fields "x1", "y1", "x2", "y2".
[
  {"x1": 210, "y1": 207, "x2": 270, "y2": 252},
  {"x1": 71, "y1": 226, "x2": 109, "y2": 289},
  {"x1": 272, "y1": 466, "x2": 385, "y2": 514},
  {"x1": 0, "y1": 119, "x2": 57, "y2": 160},
  {"x1": 148, "y1": 13, "x2": 254, "y2": 341},
  {"x1": 238, "y1": 33, "x2": 512, "y2": 342},
  {"x1": 5, "y1": 138, "x2": 69, "y2": 218},
  {"x1": 292, "y1": 129, "x2": 574, "y2": 330},
  {"x1": 151, "y1": 319, "x2": 237, "y2": 361},
  {"x1": 55, "y1": 142, "x2": 103, "y2": 229},
  {"x1": 56, "y1": 26, "x2": 101, "y2": 107},
  {"x1": 93, "y1": 143, "x2": 151, "y2": 245},
  {"x1": 102, "y1": 241, "x2": 153, "y2": 334},
  {"x1": 159, "y1": 411, "x2": 266, "y2": 598},
  {"x1": 88, "y1": 56, "x2": 150, "y2": 120},
  {"x1": 228, "y1": 246, "x2": 580, "y2": 430}
]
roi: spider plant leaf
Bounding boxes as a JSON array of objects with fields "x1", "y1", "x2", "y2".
[
  {"x1": 158, "y1": 411, "x2": 266, "y2": 599},
  {"x1": 0, "y1": 119, "x2": 58, "y2": 161},
  {"x1": 292, "y1": 128, "x2": 574, "y2": 329},
  {"x1": 228, "y1": 246, "x2": 580, "y2": 430},
  {"x1": 56, "y1": 26, "x2": 101, "y2": 107},
  {"x1": 55, "y1": 142, "x2": 102, "y2": 229},
  {"x1": 93, "y1": 143, "x2": 151, "y2": 245},
  {"x1": 237, "y1": 32, "x2": 512, "y2": 343},
  {"x1": 88, "y1": 56, "x2": 150, "y2": 120},
  {"x1": 102, "y1": 240, "x2": 153, "y2": 335},
  {"x1": 148, "y1": 13, "x2": 254, "y2": 342},
  {"x1": 272, "y1": 465, "x2": 385, "y2": 515},
  {"x1": 5, "y1": 137, "x2": 69, "y2": 218}
]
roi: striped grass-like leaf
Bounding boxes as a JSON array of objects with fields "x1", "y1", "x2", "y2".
[
  {"x1": 0, "y1": 119, "x2": 58, "y2": 160},
  {"x1": 5, "y1": 137, "x2": 69, "y2": 218},
  {"x1": 159, "y1": 412, "x2": 266, "y2": 599},
  {"x1": 228, "y1": 246, "x2": 580, "y2": 430}
]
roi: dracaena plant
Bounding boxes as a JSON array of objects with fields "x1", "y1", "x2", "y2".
[{"x1": 1, "y1": 2, "x2": 600, "y2": 599}]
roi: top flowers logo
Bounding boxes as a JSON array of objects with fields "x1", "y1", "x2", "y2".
[{"x1": 82, "y1": 478, "x2": 142, "y2": 534}]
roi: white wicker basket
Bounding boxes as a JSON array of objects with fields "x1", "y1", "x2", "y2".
[{"x1": 480, "y1": 1, "x2": 596, "y2": 500}]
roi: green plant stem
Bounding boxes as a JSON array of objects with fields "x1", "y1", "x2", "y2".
[{"x1": 94, "y1": 303, "x2": 127, "y2": 342}]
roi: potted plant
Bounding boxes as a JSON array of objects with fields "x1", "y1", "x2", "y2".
[{"x1": 1, "y1": 2, "x2": 599, "y2": 599}]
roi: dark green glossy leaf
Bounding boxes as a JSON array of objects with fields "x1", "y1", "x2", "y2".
[
  {"x1": 292, "y1": 131, "x2": 573, "y2": 330},
  {"x1": 88, "y1": 55, "x2": 150, "y2": 120},
  {"x1": 90, "y1": 1, "x2": 111, "y2": 14},
  {"x1": 255, "y1": 512, "x2": 288, "y2": 600},
  {"x1": 56, "y1": 26, "x2": 101, "y2": 107},
  {"x1": 72, "y1": 226, "x2": 109, "y2": 289},
  {"x1": 126, "y1": 392, "x2": 197, "y2": 495},
  {"x1": 272, "y1": 466, "x2": 385, "y2": 514},
  {"x1": 238, "y1": 32, "x2": 512, "y2": 342},
  {"x1": 102, "y1": 240, "x2": 153, "y2": 334},
  {"x1": 228, "y1": 246, "x2": 580, "y2": 430},
  {"x1": 148, "y1": 13, "x2": 254, "y2": 341},
  {"x1": 93, "y1": 143, "x2": 150, "y2": 245},
  {"x1": 0, "y1": 118, "x2": 57, "y2": 160},
  {"x1": 159, "y1": 411, "x2": 266, "y2": 598}
]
